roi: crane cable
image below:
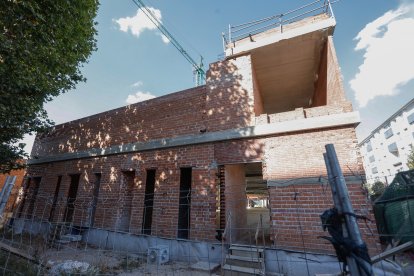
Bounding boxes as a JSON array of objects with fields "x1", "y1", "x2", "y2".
[{"x1": 131, "y1": 0, "x2": 205, "y2": 86}]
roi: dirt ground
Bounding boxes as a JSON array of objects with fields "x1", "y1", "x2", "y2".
[
  {"x1": 1, "y1": 232, "x2": 411, "y2": 275},
  {"x1": 395, "y1": 251, "x2": 414, "y2": 276},
  {"x1": 41, "y1": 246, "x2": 219, "y2": 275}
]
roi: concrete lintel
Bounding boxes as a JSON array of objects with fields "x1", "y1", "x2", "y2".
[
  {"x1": 226, "y1": 17, "x2": 336, "y2": 58},
  {"x1": 28, "y1": 111, "x2": 360, "y2": 165},
  {"x1": 267, "y1": 175, "x2": 363, "y2": 187}
]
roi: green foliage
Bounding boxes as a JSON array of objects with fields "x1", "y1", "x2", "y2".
[
  {"x1": 407, "y1": 145, "x2": 414, "y2": 170},
  {"x1": 0, "y1": 0, "x2": 98, "y2": 173},
  {"x1": 370, "y1": 181, "x2": 386, "y2": 202}
]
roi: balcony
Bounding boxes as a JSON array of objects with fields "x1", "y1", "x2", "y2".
[{"x1": 223, "y1": 0, "x2": 336, "y2": 58}]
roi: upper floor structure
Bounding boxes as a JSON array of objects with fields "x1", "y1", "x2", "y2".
[{"x1": 30, "y1": 1, "x2": 358, "y2": 166}]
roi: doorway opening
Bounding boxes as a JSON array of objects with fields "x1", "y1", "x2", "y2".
[
  {"x1": 142, "y1": 169, "x2": 156, "y2": 235},
  {"x1": 245, "y1": 163, "x2": 271, "y2": 246},
  {"x1": 215, "y1": 165, "x2": 225, "y2": 240},
  {"x1": 118, "y1": 171, "x2": 135, "y2": 232},
  {"x1": 63, "y1": 174, "x2": 80, "y2": 223},
  {"x1": 177, "y1": 167, "x2": 192, "y2": 239},
  {"x1": 219, "y1": 162, "x2": 270, "y2": 245},
  {"x1": 26, "y1": 177, "x2": 41, "y2": 219}
]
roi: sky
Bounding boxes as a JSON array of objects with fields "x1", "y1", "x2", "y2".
[{"x1": 21, "y1": 0, "x2": 414, "y2": 153}]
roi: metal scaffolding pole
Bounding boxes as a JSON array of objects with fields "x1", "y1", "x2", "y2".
[
  {"x1": 324, "y1": 144, "x2": 372, "y2": 275},
  {"x1": 0, "y1": 176, "x2": 16, "y2": 219}
]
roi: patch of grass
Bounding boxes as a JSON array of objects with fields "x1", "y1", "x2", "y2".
[{"x1": 0, "y1": 250, "x2": 45, "y2": 276}]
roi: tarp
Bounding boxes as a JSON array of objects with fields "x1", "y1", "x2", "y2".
[{"x1": 374, "y1": 169, "x2": 414, "y2": 243}]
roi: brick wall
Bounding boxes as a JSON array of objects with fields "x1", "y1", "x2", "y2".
[
  {"x1": 309, "y1": 36, "x2": 354, "y2": 114},
  {"x1": 25, "y1": 52, "x2": 261, "y2": 239},
  {"x1": 22, "y1": 34, "x2": 376, "y2": 255},
  {"x1": 214, "y1": 139, "x2": 264, "y2": 165},
  {"x1": 268, "y1": 108, "x2": 305, "y2": 123},
  {"x1": 262, "y1": 126, "x2": 378, "y2": 254},
  {"x1": 224, "y1": 164, "x2": 248, "y2": 242},
  {"x1": 206, "y1": 55, "x2": 255, "y2": 132},
  {"x1": 26, "y1": 144, "x2": 218, "y2": 241},
  {"x1": 263, "y1": 127, "x2": 361, "y2": 180},
  {"x1": 252, "y1": 66, "x2": 264, "y2": 116},
  {"x1": 32, "y1": 55, "x2": 257, "y2": 158},
  {"x1": 313, "y1": 40, "x2": 327, "y2": 107},
  {"x1": 268, "y1": 182, "x2": 379, "y2": 255},
  {"x1": 325, "y1": 36, "x2": 352, "y2": 110},
  {"x1": 24, "y1": 122, "x2": 374, "y2": 253},
  {"x1": 32, "y1": 86, "x2": 208, "y2": 157}
]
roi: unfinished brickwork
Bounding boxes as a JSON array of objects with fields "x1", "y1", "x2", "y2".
[{"x1": 22, "y1": 13, "x2": 379, "y2": 256}]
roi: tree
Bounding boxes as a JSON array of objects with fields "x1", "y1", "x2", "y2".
[
  {"x1": 369, "y1": 181, "x2": 385, "y2": 202},
  {"x1": 408, "y1": 145, "x2": 414, "y2": 170},
  {"x1": 0, "y1": 0, "x2": 98, "y2": 173}
]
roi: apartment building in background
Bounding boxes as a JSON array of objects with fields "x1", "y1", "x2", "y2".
[{"x1": 359, "y1": 98, "x2": 414, "y2": 184}]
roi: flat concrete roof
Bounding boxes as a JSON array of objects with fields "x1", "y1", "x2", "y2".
[{"x1": 225, "y1": 13, "x2": 335, "y2": 58}]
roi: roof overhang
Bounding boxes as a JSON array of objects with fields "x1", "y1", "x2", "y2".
[{"x1": 225, "y1": 14, "x2": 336, "y2": 58}]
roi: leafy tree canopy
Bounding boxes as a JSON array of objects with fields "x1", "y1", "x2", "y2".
[
  {"x1": 408, "y1": 145, "x2": 414, "y2": 170},
  {"x1": 0, "y1": 0, "x2": 98, "y2": 173}
]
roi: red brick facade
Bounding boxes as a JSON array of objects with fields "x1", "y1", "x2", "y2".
[{"x1": 22, "y1": 36, "x2": 378, "y2": 255}]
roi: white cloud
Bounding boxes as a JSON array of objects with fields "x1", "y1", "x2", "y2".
[
  {"x1": 350, "y1": 4, "x2": 414, "y2": 107},
  {"x1": 114, "y1": 8, "x2": 169, "y2": 44},
  {"x1": 126, "y1": 91, "x2": 156, "y2": 104},
  {"x1": 131, "y1": 81, "x2": 143, "y2": 87}
]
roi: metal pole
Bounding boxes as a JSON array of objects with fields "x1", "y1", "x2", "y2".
[
  {"x1": 0, "y1": 176, "x2": 10, "y2": 203},
  {"x1": 221, "y1": 32, "x2": 226, "y2": 53},
  {"x1": 279, "y1": 17, "x2": 283, "y2": 33},
  {"x1": 260, "y1": 213, "x2": 266, "y2": 275},
  {"x1": 0, "y1": 176, "x2": 16, "y2": 218},
  {"x1": 325, "y1": 144, "x2": 372, "y2": 275},
  {"x1": 228, "y1": 24, "x2": 232, "y2": 44},
  {"x1": 323, "y1": 153, "x2": 341, "y2": 211},
  {"x1": 324, "y1": 152, "x2": 360, "y2": 275},
  {"x1": 327, "y1": 0, "x2": 335, "y2": 19}
]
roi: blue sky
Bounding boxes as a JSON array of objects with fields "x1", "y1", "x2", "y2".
[{"x1": 22, "y1": 0, "x2": 414, "y2": 153}]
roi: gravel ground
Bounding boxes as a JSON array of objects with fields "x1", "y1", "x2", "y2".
[{"x1": 41, "y1": 245, "x2": 219, "y2": 275}]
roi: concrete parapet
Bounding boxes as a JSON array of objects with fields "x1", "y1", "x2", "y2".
[{"x1": 268, "y1": 108, "x2": 305, "y2": 123}]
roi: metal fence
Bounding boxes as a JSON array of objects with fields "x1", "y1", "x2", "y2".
[{"x1": 222, "y1": 0, "x2": 336, "y2": 49}]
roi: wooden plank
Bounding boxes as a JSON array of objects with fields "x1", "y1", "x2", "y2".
[
  {"x1": 222, "y1": 264, "x2": 262, "y2": 274},
  {"x1": 0, "y1": 241, "x2": 35, "y2": 261},
  {"x1": 371, "y1": 241, "x2": 414, "y2": 264}
]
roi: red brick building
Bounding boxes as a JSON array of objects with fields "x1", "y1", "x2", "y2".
[{"x1": 20, "y1": 9, "x2": 377, "y2": 256}]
